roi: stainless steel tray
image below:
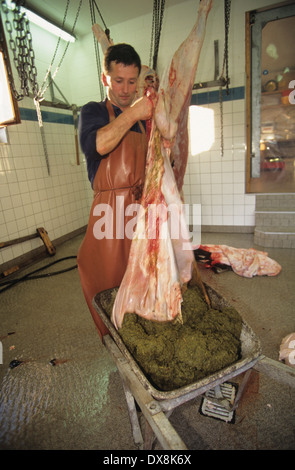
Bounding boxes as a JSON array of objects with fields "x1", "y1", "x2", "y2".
[{"x1": 93, "y1": 284, "x2": 262, "y2": 401}]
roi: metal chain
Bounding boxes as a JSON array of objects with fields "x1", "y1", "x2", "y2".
[
  {"x1": 149, "y1": 0, "x2": 165, "y2": 71},
  {"x1": 89, "y1": 0, "x2": 105, "y2": 100},
  {"x1": 91, "y1": 0, "x2": 108, "y2": 31},
  {"x1": 149, "y1": 2, "x2": 156, "y2": 68},
  {"x1": 221, "y1": 0, "x2": 231, "y2": 94},
  {"x1": 219, "y1": 0, "x2": 231, "y2": 157},
  {"x1": 36, "y1": 0, "x2": 70, "y2": 97},
  {"x1": 155, "y1": 0, "x2": 165, "y2": 70},
  {"x1": 35, "y1": 0, "x2": 82, "y2": 103},
  {"x1": 1, "y1": 0, "x2": 39, "y2": 100}
]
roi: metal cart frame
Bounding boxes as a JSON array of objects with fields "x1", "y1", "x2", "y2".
[{"x1": 93, "y1": 286, "x2": 295, "y2": 450}]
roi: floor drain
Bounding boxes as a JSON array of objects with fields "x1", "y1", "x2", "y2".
[{"x1": 200, "y1": 382, "x2": 237, "y2": 423}]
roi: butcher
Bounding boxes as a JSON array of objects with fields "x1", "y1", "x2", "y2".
[{"x1": 77, "y1": 43, "x2": 156, "y2": 339}]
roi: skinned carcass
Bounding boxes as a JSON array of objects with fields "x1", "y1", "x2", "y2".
[
  {"x1": 111, "y1": 124, "x2": 193, "y2": 329},
  {"x1": 92, "y1": 23, "x2": 114, "y2": 52},
  {"x1": 111, "y1": 0, "x2": 213, "y2": 329}
]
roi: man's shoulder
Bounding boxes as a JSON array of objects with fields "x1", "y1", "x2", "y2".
[{"x1": 81, "y1": 100, "x2": 106, "y2": 113}]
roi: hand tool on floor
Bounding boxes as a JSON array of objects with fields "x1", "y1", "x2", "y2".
[
  {"x1": 0, "y1": 227, "x2": 55, "y2": 255},
  {"x1": 0, "y1": 227, "x2": 55, "y2": 278}
]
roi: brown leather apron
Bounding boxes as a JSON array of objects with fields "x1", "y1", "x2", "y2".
[{"x1": 77, "y1": 100, "x2": 147, "y2": 339}]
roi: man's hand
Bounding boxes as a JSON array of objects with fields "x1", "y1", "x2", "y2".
[{"x1": 131, "y1": 94, "x2": 157, "y2": 121}]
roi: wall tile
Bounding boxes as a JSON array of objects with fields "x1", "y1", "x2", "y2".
[
  {"x1": 0, "y1": 100, "x2": 92, "y2": 266},
  {"x1": 223, "y1": 215, "x2": 234, "y2": 225},
  {"x1": 186, "y1": 96, "x2": 255, "y2": 229}
]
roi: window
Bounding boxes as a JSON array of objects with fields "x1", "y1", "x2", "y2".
[{"x1": 189, "y1": 106, "x2": 215, "y2": 155}]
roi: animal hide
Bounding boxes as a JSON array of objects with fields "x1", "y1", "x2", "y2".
[{"x1": 194, "y1": 244, "x2": 282, "y2": 278}]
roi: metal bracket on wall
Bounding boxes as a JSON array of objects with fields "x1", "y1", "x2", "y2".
[
  {"x1": 48, "y1": 71, "x2": 70, "y2": 107},
  {"x1": 193, "y1": 40, "x2": 230, "y2": 90},
  {"x1": 29, "y1": 76, "x2": 81, "y2": 170}
]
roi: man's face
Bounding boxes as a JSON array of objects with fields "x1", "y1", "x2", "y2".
[{"x1": 102, "y1": 62, "x2": 139, "y2": 109}]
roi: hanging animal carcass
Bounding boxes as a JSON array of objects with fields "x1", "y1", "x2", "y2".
[{"x1": 111, "y1": 0, "x2": 213, "y2": 329}]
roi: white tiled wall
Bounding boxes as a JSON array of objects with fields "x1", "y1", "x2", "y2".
[
  {"x1": 183, "y1": 99, "x2": 256, "y2": 229},
  {"x1": 0, "y1": 99, "x2": 92, "y2": 265}
]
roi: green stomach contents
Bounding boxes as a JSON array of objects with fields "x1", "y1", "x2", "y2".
[{"x1": 103, "y1": 285, "x2": 242, "y2": 391}]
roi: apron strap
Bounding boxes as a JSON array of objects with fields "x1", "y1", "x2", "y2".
[
  {"x1": 138, "y1": 119, "x2": 146, "y2": 136},
  {"x1": 106, "y1": 99, "x2": 116, "y2": 122}
]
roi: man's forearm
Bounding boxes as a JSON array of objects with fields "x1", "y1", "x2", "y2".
[
  {"x1": 96, "y1": 107, "x2": 139, "y2": 155},
  {"x1": 96, "y1": 96, "x2": 153, "y2": 155}
]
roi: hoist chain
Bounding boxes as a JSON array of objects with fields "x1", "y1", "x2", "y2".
[
  {"x1": 149, "y1": 0, "x2": 165, "y2": 71},
  {"x1": 219, "y1": 0, "x2": 231, "y2": 157},
  {"x1": 89, "y1": 0, "x2": 105, "y2": 100},
  {"x1": 35, "y1": 0, "x2": 82, "y2": 104},
  {"x1": 1, "y1": 0, "x2": 39, "y2": 100},
  {"x1": 220, "y1": 0, "x2": 231, "y2": 94},
  {"x1": 91, "y1": 0, "x2": 108, "y2": 31},
  {"x1": 37, "y1": 0, "x2": 71, "y2": 97}
]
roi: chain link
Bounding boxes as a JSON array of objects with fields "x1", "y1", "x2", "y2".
[
  {"x1": 219, "y1": 0, "x2": 231, "y2": 157},
  {"x1": 89, "y1": 0, "x2": 105, "y2": 100},
  {"x1": 1, "y1": 0, "x2": 82, "y2": 104},
  {"x1": 1, "y1": 0, "x2": 39, "y2": 100},
  {"x1": 35, "y1": 0, "x2": 82, "y2": 103},
  {"x1": 149, "y1": 0, "x2": 165, "y2": 71},
  {"x1": 35, "y1": 0, "x2": 70, "y2": 99}
]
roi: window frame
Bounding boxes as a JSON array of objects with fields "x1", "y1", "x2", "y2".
[
  {"x1": 0, "y1": 14, "x2": 21, "y2": 127},
  {"x1": 245, "y1": 1, "x2": 295, "y2": 191}
]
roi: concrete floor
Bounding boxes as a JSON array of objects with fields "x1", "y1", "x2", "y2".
[{"x1": 0, "y1": 231, "x2": 294, "y2": 451}]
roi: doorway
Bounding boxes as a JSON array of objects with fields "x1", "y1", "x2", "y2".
[{"x1": 246, "y1": 2, "x2": 295, "y2": 193}]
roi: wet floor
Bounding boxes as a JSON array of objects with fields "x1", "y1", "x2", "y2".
[{"x1": 0, "y1": 232, "x2": 294, "y2": 450}]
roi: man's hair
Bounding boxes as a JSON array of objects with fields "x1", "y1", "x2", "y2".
[{"x1": 104, "y1": 43, "x2": 141, "y2": 75}]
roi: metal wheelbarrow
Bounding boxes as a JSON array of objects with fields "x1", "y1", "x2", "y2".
[{"x1": 93, "y1": 283, "x2": 295, "y2": 450}]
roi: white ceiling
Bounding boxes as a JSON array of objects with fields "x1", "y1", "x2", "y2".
[{"x1": 24, "y1": 0, "x2": 191, "y2": 38}]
